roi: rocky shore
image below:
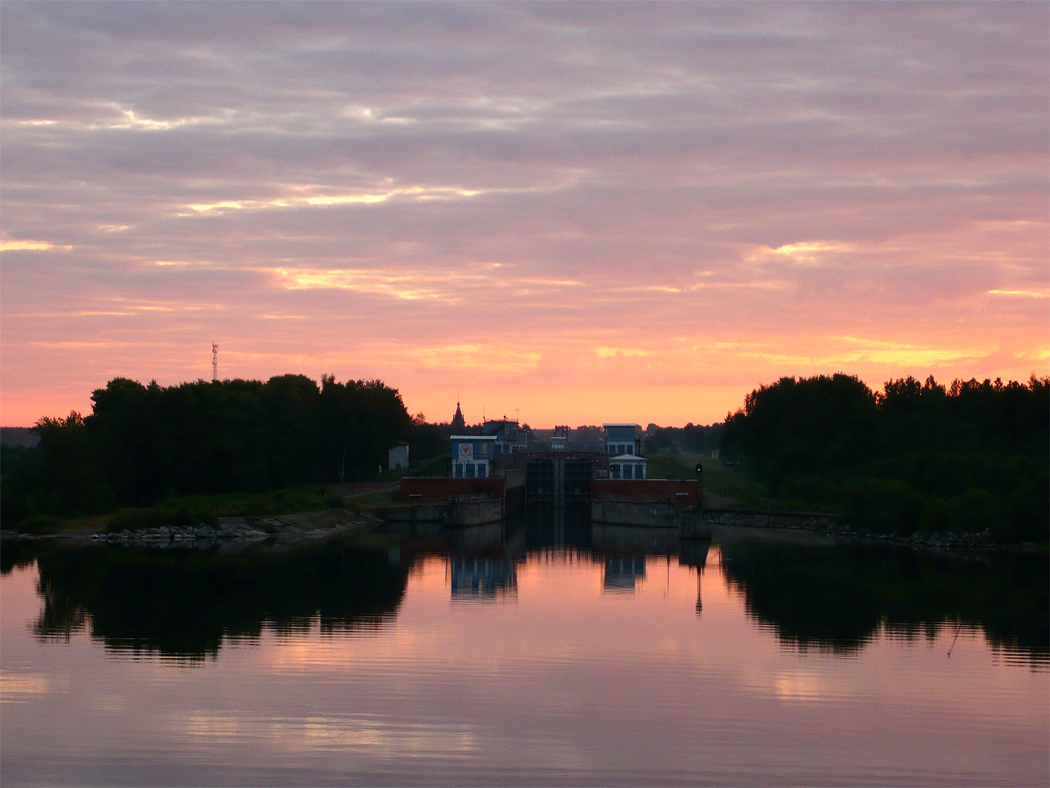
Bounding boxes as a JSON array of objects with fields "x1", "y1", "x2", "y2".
[
  {"x1": 817, "y1": 523, "x2": 993, "y2": 548},
  {"x1": 0, "y1": 508, "x2": 381, "y2": 548}
]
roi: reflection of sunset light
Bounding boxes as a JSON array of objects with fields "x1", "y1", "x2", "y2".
[{"x1": 0, "y1": 671, "x2": 70, "y2": 699}]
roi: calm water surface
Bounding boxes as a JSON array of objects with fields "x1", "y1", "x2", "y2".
[{"x1": 2, "y1": 516, "x2": 1047, "y2": 786}]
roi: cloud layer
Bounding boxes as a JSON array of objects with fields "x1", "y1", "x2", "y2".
[{"x1": 2, "y1": 2, "x2": 1047, "y2": 426}]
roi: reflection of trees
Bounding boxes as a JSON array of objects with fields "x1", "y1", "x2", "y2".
[
  {"x1": 0, "y1": 542, "x2": 37, "y2": 575},
  {"x1": 30, "y1": 541, "x2": 410, "y2": 661},
  {"x1": 719, "y1": 538, "x2": 1049, "y2": 665}
]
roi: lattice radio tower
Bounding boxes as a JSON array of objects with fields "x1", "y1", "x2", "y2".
[{"x1": 212, "y1": 342, "x2": 219, "y2": 382}]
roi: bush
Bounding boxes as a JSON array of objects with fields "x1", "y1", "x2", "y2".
[
  {"x1": 14, "y1": 514, "x2": 63, "y2": 534},
  {"x1": 106, "y1": 507, "x2": 217, "y2": 533}
]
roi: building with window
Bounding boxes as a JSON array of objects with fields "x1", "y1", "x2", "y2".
[
  {"x1": 603, "y1": 423, "x2": 642, "y2": 456},
  {"x1": 482, "y1": 419, "x2": 528, "y2": 455},
  {"x1": 451, "y1": 435, "x2": 497, "y2": 478}
]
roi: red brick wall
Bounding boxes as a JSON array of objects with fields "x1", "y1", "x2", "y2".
[
  {"x1": 401, "y1": 477, "x2": 505, "y2": 501},
  {"x1": 592, "y1": 479, "x2": 698, "y2": 503}
]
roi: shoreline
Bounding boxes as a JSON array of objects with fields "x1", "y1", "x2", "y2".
[
  {"x1": 0, "y1": 507, "x2": 383, "y2": 548},
  {"x1": 2, "y1": 509, "x2": 1042, "y2": 557}
]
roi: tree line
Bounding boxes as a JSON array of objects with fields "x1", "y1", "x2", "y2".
[
  {"x1": 644, "y1": 423, "x2": 723, "y2": 455},
  {"x1": 1, "y1": 375, "x2": 434, "y2": 528},
  {"x1": 721, "y1": 374, "x2": 1049, "y2": 542}
]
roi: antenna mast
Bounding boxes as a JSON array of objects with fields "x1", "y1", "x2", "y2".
[{"x1": 212, "y1": 342, "x2": 218, "y2": 382}]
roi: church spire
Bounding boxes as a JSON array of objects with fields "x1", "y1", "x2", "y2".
[{"x1": 451, "y1": 399, "x2": 466, "y2": 431}]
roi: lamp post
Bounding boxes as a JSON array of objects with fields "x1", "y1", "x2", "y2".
[{"x1": 694, "y1": 462, "x2": 704, "y2": 514}]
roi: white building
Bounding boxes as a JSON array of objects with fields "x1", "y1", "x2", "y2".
[
  {"x1": 388, "y1": 441, "x2": 410, "y2": 470},
  {"x1": 609, "y1": 454, "x2": 647, "y2": 480}
]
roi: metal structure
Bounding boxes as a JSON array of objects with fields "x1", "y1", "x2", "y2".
[
  {"x1": 525, "y1": 452, "x2": 599, "y2": 506},
  {"x1": 211, "y1": 342, "x2": 218, "y2": 382}
]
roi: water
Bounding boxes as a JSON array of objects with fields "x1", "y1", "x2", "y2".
[{"x1": 2, "y1": 517, "x2": 1047, "y2": 786}]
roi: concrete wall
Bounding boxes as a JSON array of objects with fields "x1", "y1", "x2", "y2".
[
  {"x1": 592, "y1": 479, "x2": 698, "y2": 504},
  {"x1": 448, "y1": 498, "x2": 504, "y2": 526},
  {"x1": 379, "y1": 504, "x2": 447, "y2": 523},
  {"x1": 592, "y1": 500, "x2": 681, "y2": 527},
  {"x1": 591, "y1": 500, "x2": 711, "y2": 536}
]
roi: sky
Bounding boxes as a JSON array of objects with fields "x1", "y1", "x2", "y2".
[{"x1": 2, "y1": 1, "x2": 1047, "y2": 428}]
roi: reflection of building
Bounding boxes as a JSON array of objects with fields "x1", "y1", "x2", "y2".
[
  {"x1": 451, "y1": 435, "x2": 497, "y2": 478},
  {"x1": 388, "y1": 441, "x2": 409, "y2": 470},
  {"x1": 450, "y1": 557, "x2": 517, "y2": 600},
  {"x1": 603, "y1": 557, "x2": 647, "y2": 592}
]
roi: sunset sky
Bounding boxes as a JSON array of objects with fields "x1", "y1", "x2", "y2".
[{"x1": 2, "y1": 2, "x2": 1047, "y2": 428}]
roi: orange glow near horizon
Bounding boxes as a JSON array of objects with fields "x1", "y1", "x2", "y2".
[{"x1": 1, "y1": 4, "x2": 1047, "y2": 427}]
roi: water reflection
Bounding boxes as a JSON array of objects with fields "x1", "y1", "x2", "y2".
[
  {"x1": 601, "y1": 557, "x2": 647, "y2": 592},
  {"x1": 717, "y1": 528, "x2": 1049, "y2": 665},
  {"x1": 15, "y1": 541, "x2": 410, "y2": 661},
  {"x1": 450, "y1": 557, "x2": 518, "y2": 601},
  {"x1": 4, "y1": 515, "x2": 1047, "y2": 666}
]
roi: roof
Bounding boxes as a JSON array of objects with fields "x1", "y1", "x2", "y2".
[
  {"x1": 610, "y1": 453, "x2": 646, "y2": 461},
  {"x1": 450, "y1": 435, "x2": 498, "y2": 441}
]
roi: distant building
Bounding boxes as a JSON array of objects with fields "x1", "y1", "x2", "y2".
[
  {"x1": 451, "y1": 400, "x2": 466, "y2": 431},
  {"x1": 451, "y1": 435, "x2": 497, "y2": 478},
  {"x1": 550, "y1": 435, "x2": 567, "y2": 451},
  {"x1": 603, "y1": 423, "x2": 642, "y2": 456},
  {"x1": 388, "y1": 441, "x2": 410, "y2": 470},
  {"x1": 711, "y1": 449, "x2": 720, "y2": 460},
  {"x1": 482, "y1": 418, "x2": 528, "y2": 454}
]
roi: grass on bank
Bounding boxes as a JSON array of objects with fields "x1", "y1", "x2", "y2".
[
  {"x1": 6, "y1": 450, "x2": 454, "y2": 535},
  {"x1": 647, "y1": 454, "x2": 769, "y2": 507}
]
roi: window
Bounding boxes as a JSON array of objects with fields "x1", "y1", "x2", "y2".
[
  {"x1": 455, "y1": 463, "x2": 464, "y2": 478},
  {"x1": 635, "y1": 464, "x2": 644, "y2": 479},
  {"x1": 611, "y1": 464, "x2": 620, "y2": 479},
  {"x1": 466, "y1": 463, "x2": 476, "y2": 478}
]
